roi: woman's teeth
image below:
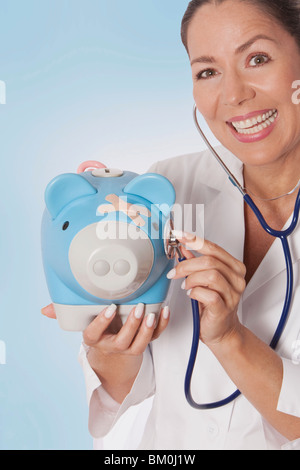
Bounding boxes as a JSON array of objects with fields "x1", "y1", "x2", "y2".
[{"x1": 231, "y1": 109, "x2": 278, "y2": 135}]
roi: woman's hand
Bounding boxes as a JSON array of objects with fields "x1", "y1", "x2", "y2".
[
  {"x1": 41, "y1": 302, "x2": 170, "y2": 403},
  {"x1": 83, "y1": 304, "x2": 170, "y2": 402},
  {"x1": 41, "y1": 303, "x2": 170, "y2": 346},
  {"x1": 167, "y1": 231, "x2": 246, "y2": 347},
  {"x1": 82, "y1": 303, "x2": 170, "y2": 356}
]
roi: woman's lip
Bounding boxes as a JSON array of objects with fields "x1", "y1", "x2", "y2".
[
  {"x1": 227, "y1": 111, "x2": 278, "y2": 143},
  {"x1": 227, "y1": 109, "x2": 275, "y2": 123}
]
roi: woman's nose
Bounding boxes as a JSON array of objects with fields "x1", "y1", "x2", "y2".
[{"x1": 221, "y1": 71, "x2": 255, "y2": 107}]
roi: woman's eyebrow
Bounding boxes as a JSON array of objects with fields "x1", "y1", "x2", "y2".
[
  {"x1": 190, "y1": 34, "x2": 277, "y2": 66},
  {"x1": 190, "y1": 55, "x2": 215, "y2": 66},
  {"x1": 235, "y1": 33, "x2": 277, "y2": 54}
]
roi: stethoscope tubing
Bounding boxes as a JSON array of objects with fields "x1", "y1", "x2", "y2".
[
  {"x1": 184, "y1": 191, "x2": 300, "y2": 409},
  {"x1": 184, "y1": 106, "x2": 300, "y2": 410}
]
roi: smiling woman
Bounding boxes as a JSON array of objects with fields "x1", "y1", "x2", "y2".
[
  {"x1": 185, "y1": 1, "x2": 300, "y2": 172},
  {"x1": 227, "y1": 109, "x2": 278, "y2": 140}
]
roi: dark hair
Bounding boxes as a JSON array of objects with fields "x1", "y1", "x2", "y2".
[{"x1": 181, "y1": 0, "x2": 300, "y2": 53}]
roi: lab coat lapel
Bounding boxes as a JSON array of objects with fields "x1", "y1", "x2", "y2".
[
  {"x1": 204, "y1": 175, "x2": 245, "y2": 263},
  {"x1": 197, "y1": 146, "x2": 246, "y2": 261}
]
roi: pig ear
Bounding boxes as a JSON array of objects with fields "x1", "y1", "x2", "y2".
[
  {"x1": 45, "y1": 173, "x2": 97, "y2": 219},
  {"x1": 123, "y1": 173, "x2": 175, "y2": 217}
]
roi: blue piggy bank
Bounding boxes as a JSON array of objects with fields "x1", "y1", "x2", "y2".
[{"x1": 41, "y1": 162, "x2": 176, "y2": 331}]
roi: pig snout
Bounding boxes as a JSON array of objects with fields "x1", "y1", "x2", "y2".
[
  {"x1": 93, "y1": 258, "x2": 130, "y2": 277},
  {"x1": 69, "y1": 221, "x2": 154, "y2": 300}
]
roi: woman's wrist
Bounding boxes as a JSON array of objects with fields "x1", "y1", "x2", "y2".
[{"x1": 205, "y1": 321, "x2": 246, "y2": 359}]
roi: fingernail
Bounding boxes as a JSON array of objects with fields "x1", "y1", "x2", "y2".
[
  {"x1": 134, "y1": 303, "x2": 144, "y2": 319},
  {"x1": 181, "y1": 280, "x2": 186, "y2": 290},
  {"x1": 162, "y1": 306, "x2": 170, "y2": 320},
  {"x1": 166, "y1": 268, "x2": 176, "y2": 279},
  {"x1": 105, "y1": 304, "x2": 117, "y2": 319},
  {"x1": 146, "y1": 313, "x2": 156, "y2": 328},
  {"x1": 186, "y1": 289, "x2": 192, "y2": 296}
]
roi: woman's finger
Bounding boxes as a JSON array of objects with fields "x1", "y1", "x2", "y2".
[
  {"x1": 41, "y1": 304, "x2": 57, "y2": 319},
  {"x1": 84, "y1": 303, "x2": 147, "y2": 353},
  {"x1": 173, "y1": 231, "x2": 246, "y2": 276},
  {"x1": 83, "y1": 304, "x2": 118, "y2": 346},
  {"x1": 185, "y1": 271, "x2": 243, "y2": 313},
  {"x1": 151, "y1": 306, "x2": 170, "y2": 340},
  {"x1": 111, "y1": 304, "x2": 148, "y2": 352},
  {"x1": 184, "y1": 270, "x2": 231, "y2": 301},
  {"x1": 187, "y1": 286, "x2": 225, "y2": 317},
  {"x1": 128, "y1": 312, "x2": 160, "y2": 355},
  {"x1": 169, "y1": 255, "x2": 246, "y2": 294}
]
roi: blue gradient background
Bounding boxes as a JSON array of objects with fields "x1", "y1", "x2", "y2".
[{"x1": 0, "y1": 0, "x2": 215, "y2": 450}]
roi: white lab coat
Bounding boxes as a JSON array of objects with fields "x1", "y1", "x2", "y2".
[{"x1": 79, "y1": 147, "x2": 300, "y2": 450}]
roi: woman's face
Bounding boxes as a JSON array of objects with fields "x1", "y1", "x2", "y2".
[{"x1": 187, "y1": 0, "x2": 300, "y2": 167}]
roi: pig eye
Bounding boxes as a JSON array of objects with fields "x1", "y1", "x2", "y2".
[{"x1": 62, "y1": 221, "x2": 70, "y2": 231}]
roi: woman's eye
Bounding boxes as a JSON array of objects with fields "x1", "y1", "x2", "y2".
[
  {"x1": 195, "y1": 69, "x2": 218, "y2": 80},
  {"x1": 248, "y1": 54, "x2": 270, "y2": 67}
]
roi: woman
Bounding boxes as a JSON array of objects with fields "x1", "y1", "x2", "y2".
[{"x1": 43, "y1": 0, "x2": 300, "y2": 450}]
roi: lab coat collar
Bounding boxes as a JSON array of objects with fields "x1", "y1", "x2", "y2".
[{"x1": 198, "y1": 146, "x2": 244, "y2": 194}]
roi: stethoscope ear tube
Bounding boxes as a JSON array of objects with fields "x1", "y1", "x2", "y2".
[
  {"x1": 184, "y1": 106, "x2": 300, "y2": 410},
  {"x1": 193, "y1": 105, "x2": 246, "y2": 196}
]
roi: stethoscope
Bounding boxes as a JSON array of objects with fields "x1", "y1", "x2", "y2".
[{"x1": 168, "y1": 104, "x2": 300, "y2": 410}]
